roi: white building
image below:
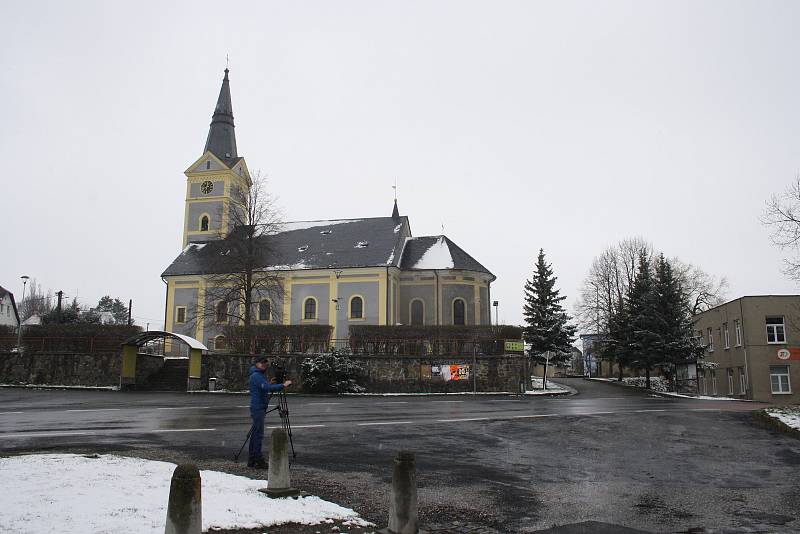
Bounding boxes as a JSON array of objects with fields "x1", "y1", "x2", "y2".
[{"x1": 0, "y1": 286, "x2": 20, "y2": 330}]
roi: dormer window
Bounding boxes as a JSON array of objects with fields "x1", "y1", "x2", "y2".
[{"x1": 206, "y1": 160, "x2": 211, "y2": 170}]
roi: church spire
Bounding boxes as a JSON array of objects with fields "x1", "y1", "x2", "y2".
[
  {"x1": 392, "y1": 198, "x2": 400, "y2": 219},
  {"x1": 204, "y1": 68, "x2": 238, "y2": 162}
]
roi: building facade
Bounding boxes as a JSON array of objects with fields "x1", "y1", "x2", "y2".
[
  {"x1": 0, "y1": 286, "x2": 19, "y2": 329},
  {"x1": 692, "y1": 295, "x2": 800, "y2": 403},
  {"x1": 162, "y1": 69, "x2": 495, "y2": 350}
]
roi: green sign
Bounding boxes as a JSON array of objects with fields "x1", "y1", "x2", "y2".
[{"x1": 504, "y1": 340, "x2": 524, "y2": 352}]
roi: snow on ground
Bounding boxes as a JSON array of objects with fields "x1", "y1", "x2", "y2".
[
  {"x1": 282, "y1": 219, "x2": 363, "y2": 232},
  {"x1": 765, "y1": 406, "x2": 800, "y2": 431},
  {"x1": 524, "y1": 378, "x2": 568, "y2": 395},
  {"x1": 0, "y1": 383, "x2": 118, "y2": 390},
  {"x1": 0, "y1": 454, "x2": 371, "y2": 534}
]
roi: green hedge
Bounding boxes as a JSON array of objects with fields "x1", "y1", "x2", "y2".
[
  {"x1": 223, "y1": 324, "x2": 333, "y2": 354},
  {"x1": 347, "y1": 325, "x2": 522, "y2": 356}
]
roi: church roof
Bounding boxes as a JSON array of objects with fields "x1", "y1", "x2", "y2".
[
  {"x1": 162, "y1": 217, "x2": 493, "y2": 278},
  {"x1": 400, "y1": 236, "x2": 494, "y2": 277},
  {"x1": 204, "y1": 68, "x2": 238, "y2": 165}
]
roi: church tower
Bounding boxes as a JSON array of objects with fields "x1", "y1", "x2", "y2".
[{"x1": 182, "y1": 68, "x2": 251, "y2": 247}]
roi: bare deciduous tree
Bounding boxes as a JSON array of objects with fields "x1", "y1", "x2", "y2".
[
  {"x1": 671, "y1": 259, "x2": 728, "y2": 315},
  {"x1": 762, "y1": 175, "x2": 800, "y2": 280},
  {"x1": 193, "y1": 172, "x2": 285, "y2": 352},
  {"x1": 19, "y1": 279, "x2": 53, "y2": 322}
]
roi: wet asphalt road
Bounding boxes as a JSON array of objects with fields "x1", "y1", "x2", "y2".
[{"x1": 1, "y1": 379, "x2": 799, "y2": 533}]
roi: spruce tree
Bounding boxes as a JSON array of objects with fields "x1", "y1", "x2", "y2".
[
  {"x1": 626, "y1": 252, "x2": 659, "y2": 389},
  {"x1": 523, "y1": 249, "x2": 576, "y2": 385}
]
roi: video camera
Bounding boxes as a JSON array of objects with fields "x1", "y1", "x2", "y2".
[{"x1": 269, "y1": 359, "x2": 289, "y2": 384}]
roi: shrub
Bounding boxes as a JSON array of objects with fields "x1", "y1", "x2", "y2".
[
  {"x1": 622, "y1": 376, "x2": 669, "y2": 392},
  {"x1": 223, "y1": 324, "x2": 333, "y2": 354},
  {"x1": 347, "y1": 324, "x2": 522, "y2": 355},
  {"x1": 300, "y1": 350, "x2": 366, "y2": 394}
]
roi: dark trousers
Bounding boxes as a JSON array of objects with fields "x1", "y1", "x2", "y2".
[{"x1": 249, "y1": 408, "x2": 265, "y2": 461}]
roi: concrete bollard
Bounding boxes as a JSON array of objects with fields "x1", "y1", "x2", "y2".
[
  {"x1": 259, "y1": 428, "x2": 305, "y2": 498},
  {"x1": 386, "y1": 450, "x2": 420, "y2": 534},
  {"x1": 164, "y1": 464, "x2": 202, "y2": 534}
]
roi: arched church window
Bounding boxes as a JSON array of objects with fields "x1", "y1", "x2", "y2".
[
  {"x1": 200, "y1": 215, "x2": 209, "y2": 232},
  {"x1": 410, "y1": 299, "x2": 424, "y2": 326},
  {"x1": 350, "y1": 296, "x2": 363, "y2": 319},
  {"x1": 453, "y1": 298, "x2": 466, "y2": 326},
  {"x1": 216, "y1": 301, "x2": 227, "y2": 323},
  {"x1": 304, "y1": 298, "x2": 317, "y2": 320},
  {"x1": 259, "y1": 300, "x2": 271, "y2": 322}
]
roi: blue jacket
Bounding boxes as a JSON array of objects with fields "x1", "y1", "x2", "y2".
[{"x1": 249, "y1": 365, "x2": 285, "y2": 412}]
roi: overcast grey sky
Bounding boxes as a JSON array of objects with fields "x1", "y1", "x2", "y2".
[{"x1": 1, "y1": 1, "x2": 798, "y2": 329}]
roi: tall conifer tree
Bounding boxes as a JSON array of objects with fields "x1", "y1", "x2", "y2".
[
  {"x1": 523, "y1": 249, "x2": 576, "y2": 381},
  {"x1": 626, "y1": 252, "x2": 660, "y2": 388}
]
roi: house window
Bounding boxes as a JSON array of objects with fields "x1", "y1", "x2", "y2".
[
  {"x1": 723, "y1": 323, "x2": 730, "y2": 349},
  {"x1": 214, "y1": 335, "x2": 226, "y2": 351},
  {"x1": 215, "y1": 301, "x2": 227, "y2": 323},
  {"x1": 707, "y1": 328, "x2": 714, "y2": 352},
  {"x1": 453, "y1": 299, "x2": 466, "y2": 326},
  {"x1": 303, "y1": 298, "x2": 317, "y2": 320},
  {"x1": 200, "y1": 215, "x2": 210, "y2": 232},
  {"x1": 710, "y1": 370, "x2": 718, "y2": 395},
  {"x1": 698, "y1": 370, "x2": 706, "y2": 396},
  {"x1": 350, "y1": 296, "x2": 363, "y2": 319},
  {"x1": 410, "y1": 299, "x2": 424, "y2": 326},
  {"x1": 738, "y1": 367, "x2": 746, "y2": 395},
  {"x1": 770, "y1": 365, "x2": 791, "y2": 394},
  {"x1": 734, "y1": 319, "x2": 742, "y2": 346},
  {"x1": 766, "y1": 316, "x2": 786, "y2": 344},
  {"x1": 206, "y1": 160, "x2": 211, "y2": 170},
  {"x1": 727, "y1": 368, "x2": 734, "y2": 395},
  {"x1": 176, "y1": 307, "x2": 186, "y2": 324},
  {"x1": 259, "y1": 300, "x2": 271, "y2": 322}
]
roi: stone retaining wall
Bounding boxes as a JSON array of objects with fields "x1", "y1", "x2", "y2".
[{"x1": 0, "y1": 352, "x2": 162, "y2": 387}]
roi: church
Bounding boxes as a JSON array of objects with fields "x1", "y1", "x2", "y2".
[{"x1": 162, "y1": 69, "x2": 496, "y2": 350}]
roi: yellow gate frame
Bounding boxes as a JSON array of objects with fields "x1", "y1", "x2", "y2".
[{"x1": 120, "y1": 331, "x2": 208, "y2": 391}]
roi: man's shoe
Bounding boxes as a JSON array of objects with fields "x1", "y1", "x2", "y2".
[{"x1": 251, "y1": 458, "x2": 268, "y2": 469}]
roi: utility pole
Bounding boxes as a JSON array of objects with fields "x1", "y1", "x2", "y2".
[
  {"x1": 56, "y1": 291, "x2": 63, "y2": 324},
  {"x1": 128, "y1": 299, "x2": 132, "y2": 326}
]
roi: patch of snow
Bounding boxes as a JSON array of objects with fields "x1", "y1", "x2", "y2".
[
  {"x1": 657, "y1": 391, "x2": 750, "y2": 401},
  {"x1": 765, "y1": 406, "x2": 800, "y2": 430},
  {"x1": 412, "y1": 236, "x2": 453, "y2": 269},
  {"x1": 297, "y1": 245, "x2": 309, "y2": 252},
  {"x1": 181, "y1": 243, "x2": 206, "y2": 254},
  {"x1": 0, "y1": 454, "x2": 372, "y2": 534},
  {"x1": 355, "y1": 241, "x2": 369, "y2": 248},
  {"x1": 528, "y1": 378, "x2": 567, "y2": 392},
  {"x1": 282, "y1": 219, "x2": 363, "y2": 232},
  {"x1": 393, "y1": 224, "x2": 402, "y2": 233},
  {"x1": 0, "y1": 384, "x2": 118, "y2": 390},
  {"x1": 262, "y1": 262, "x2": 307, "y2": 271}
]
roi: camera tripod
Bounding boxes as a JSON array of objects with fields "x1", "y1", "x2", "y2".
[{"x1": 233, "y1": 389, "x2": 296, "y2": 465}]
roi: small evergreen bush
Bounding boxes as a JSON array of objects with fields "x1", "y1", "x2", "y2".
[{"x1": 300, "y1": 350, "x2": 366, "y2": 394}]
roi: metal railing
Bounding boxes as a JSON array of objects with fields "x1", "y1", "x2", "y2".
[
  {"x1": 0, "y1": 336, "x2": 128, "y2": 353},
  {"x1": 210, "y1": 337, "x2": 511, "y2": 356}
]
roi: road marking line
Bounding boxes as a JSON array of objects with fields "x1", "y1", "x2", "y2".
[
  {"x1": 149, "y1": 428, "x2": 216, "y2": 433},
  {"x1": 307, "y1": 402, "x2": 343, "y2": 406},
  {"x1": 581, "y1": 411, "x2": 615, "y2": 415},
  {"x1": 65, "y1": 408, "x2": 122, "y2": 412},
  {"x1": 634, "y1": 409, "x2": 667, "y2": 413},
  {"x1": 512, "y1": 414, "x2": 558, "y2": 419},
  {"x1": 0, "y1": 411, "x2": 25, "y2": 415},
  {"x1": 267, "y1": 424, "x2": 326, "y2": 429},
  {"x1": 436, "y1": 417, "x2": 490, "y2": 422},
  {"x1": 1, "y1": 431, "x2": 93, "y2": 438},
  {"x1": 376, "y1": 401, "x2": 409, "y2": 405},
  {"x1": 432, "y1": 400, "x2": 463, "y2": 403},
  {"x1": 357, "y1": 421, "x2": 413, "y2": 426},
  {"x1": 487, "y1": 400, "x2": 522, "y2": 402},
  {"x1": 157, "y1": 406, "x2": 210, "y2": 410}
]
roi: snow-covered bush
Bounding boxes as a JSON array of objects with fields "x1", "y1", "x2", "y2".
[
  {"x1": 300, "y1": 350, "x2": 366, "y2": 394},
  {"x1": 621, "y1": 376, "x2": 669, "y2": 392}
]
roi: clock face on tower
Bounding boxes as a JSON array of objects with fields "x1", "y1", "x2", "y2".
[{"x1": 201, "y1": 181, "x2": 214, "y2": 194}]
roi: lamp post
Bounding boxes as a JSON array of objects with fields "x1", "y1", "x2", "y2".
[
  {"x1": 492, "y1": 301, "x2": 499, "y2": 326},
  {"x1": 16, "y1": 275, "x2": 29, "y2": 349}
]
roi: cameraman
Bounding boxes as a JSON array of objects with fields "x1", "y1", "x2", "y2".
[{"x1": 248, "y1": 356, "x2": 292, "y2": 468}]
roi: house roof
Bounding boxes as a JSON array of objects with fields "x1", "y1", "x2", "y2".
[
  {"x1": 0, "y1": 285, "x2": 19, "y2": 325},
  {"x1": 400, "y1": 236, "x2": 494, "y2": 278},
  {"x1": 162, "y1": 216, "x2": 493, "y2": 279}
]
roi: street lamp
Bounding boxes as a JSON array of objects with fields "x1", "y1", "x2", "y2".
[
  {"x1": 16, "y1": 275, "x2": 29, "y2": 349},
  {"x1": 492, "y1": 301, "x2": 499, "y2": 326}
]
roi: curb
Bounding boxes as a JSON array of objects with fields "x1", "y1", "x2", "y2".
[{"x1": 753, "y1": 409, "x2": 800, "y2": 440}]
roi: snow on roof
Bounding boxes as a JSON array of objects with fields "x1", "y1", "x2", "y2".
[
  {"x1": 282, "y1": 219, "x2": 364, "y2": 232},
  {"x1": 412, "y1": 236, "x2": 454, "y2": 269}
]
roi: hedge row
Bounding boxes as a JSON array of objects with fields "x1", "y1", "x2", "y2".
[
  {"x1": 223, "y1": 324, "x2": 334, "y2": 353},
  {"x1": 0, "y1": 324, "x2": 142, "y2": 353},
  {"x1": 348, "y1": 324, "x2": 522, "y2": 342}
]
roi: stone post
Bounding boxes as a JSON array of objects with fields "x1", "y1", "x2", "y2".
[
  {"x1": 187, "y1": 348, "x2": 202, "y2": 391},
  {"x1": 164, "y1": 464, "x2": 201, "y2": 534},
  {"x1": 259, "y1": 428, "x2": 304, "y2": 497},
  {"x1": 386, "y1": 450, "x2": 420, "y2": 534},
  {"x1": 120, "y1": 344, "x2": 137, "y2": 390}
]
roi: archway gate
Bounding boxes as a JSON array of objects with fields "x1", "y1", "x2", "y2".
[{"x1": 120, "y1": 331, "x2": 208, "y2": 391}]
